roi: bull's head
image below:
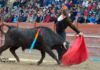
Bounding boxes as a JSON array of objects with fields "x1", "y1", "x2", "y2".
[{"x1": 0, "y1": 23, "x2": 9, "y2": 34}]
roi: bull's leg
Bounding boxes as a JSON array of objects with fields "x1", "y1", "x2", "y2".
[
  {"x1": 45, "y1": 47, "x2": 60, "y2": 65},
  {"x1": 37, "y1": 50, "x2": 45, "y2": 65},
  {"x1": 56, "y1": 47, "x2": 62, "y2": 60},
  {"x1": 0, "y1": 45, "x2": 9, "y2": 55},
  {"x1": 9, "y1": 47, "x2": 20, "y2": 62},
  {"x1": 56, "y1": 45, "x2": 65, "y2": 60},
  {"x1": 56, "y1": 43, "x2": 69, "y2": 60}
]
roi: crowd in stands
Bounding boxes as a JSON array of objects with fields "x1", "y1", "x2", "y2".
[
  {"x1": 0, "y1": 0, "x2": 8, "y2": 8},
  {"x1": 0, "y1": 0, "x2": 100, "y2": 24}
]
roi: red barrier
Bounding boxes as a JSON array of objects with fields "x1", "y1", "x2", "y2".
[
  {"x1": 3, "y1": 22, "x2": 56, "y2": 31},
  {"x1": 1, "y1": 22, "x2": 100, "y2": 35},
  {"x1": 66, "y1": 24, "x2": 100, "y2": 35}
]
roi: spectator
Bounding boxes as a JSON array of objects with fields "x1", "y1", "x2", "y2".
[
  {"x1": 84, "y1": 9, "x2": 89, "y2": 23},
  {"x1": 88, "y1": 14, "x2": 97, "y2": 24},
  {"x1": 0, "y1": 0, "x2": 8, "y2": 8},
  {"x1": 97, "y1": 18, "x2": 100, "y2": 24},
  {"x1": 43, "y1": 13, "x2": 51, "y2": 23},
  {"x1": 18, "y1": 13, "x2": 27, "y2": 22},
  {"x1": 36, "y1": 10, "x2": 44, "y2": 23},
  {"x1": 13, "y1": 0, "x2": 20, "y2": 8},
  {"x1": 12, "y1": 14, "x2": 19, "y2": 23},
  {"x1": 82, "y1": 0, "x2": 89, "y2": 8}
]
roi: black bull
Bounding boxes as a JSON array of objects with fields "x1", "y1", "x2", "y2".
[{"x1": 0, "y1": 25, "x2": 68, "y2": 65}]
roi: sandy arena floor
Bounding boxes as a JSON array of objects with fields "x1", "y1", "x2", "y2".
[{"x1": 0, "y1": 48, "x2": 100, "y2": 70}]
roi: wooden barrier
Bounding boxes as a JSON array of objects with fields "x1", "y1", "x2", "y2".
[
  {"x1": 3, "y1": 22, "x2": 56, "y2": 31},
  {"x1": 1, "y1": 22, "x2": 100, "y2": 35},
  {"x1": 66, "y1": 24, "x2": 100, "y2": 35}
]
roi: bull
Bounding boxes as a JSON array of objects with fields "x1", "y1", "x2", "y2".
[{"x1": 0, "y1": 24, "x2": 68, "y2": 65}]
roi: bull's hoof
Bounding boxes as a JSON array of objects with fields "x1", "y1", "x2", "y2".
[
  {"x1": 57, "y1": 61, "x2": 61, "y2": 65},
  {"x1": 16, "y1": 60, "x2": 20, "y2": 63},
  {"x1": 37, "y1": 61, "x2": 42, "y2": 65}
]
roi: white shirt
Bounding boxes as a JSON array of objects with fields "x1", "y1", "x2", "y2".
[{"x1": 57, "y1": 15, "x2": 64, "y2": 21}]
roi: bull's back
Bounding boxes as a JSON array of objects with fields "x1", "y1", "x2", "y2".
[
  {"x1": 36, "y1": 27, "x2": 64, "y2": 46},
  {"x1": 6, "y1": 28, "x2": 36, "y2": 46}
]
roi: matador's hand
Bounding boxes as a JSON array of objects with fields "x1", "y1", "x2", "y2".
[{"x1": 76, "y1": 32, "x2": 84, "y2": 37}]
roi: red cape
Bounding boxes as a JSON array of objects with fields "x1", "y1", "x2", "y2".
[{"x1": 61, "y1": 36, "x2": 88, "y2": 66}]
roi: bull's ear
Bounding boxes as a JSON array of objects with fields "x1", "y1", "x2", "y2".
[{"x1": 1, "y1": 25, "x2": 9, "y2": 33}]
